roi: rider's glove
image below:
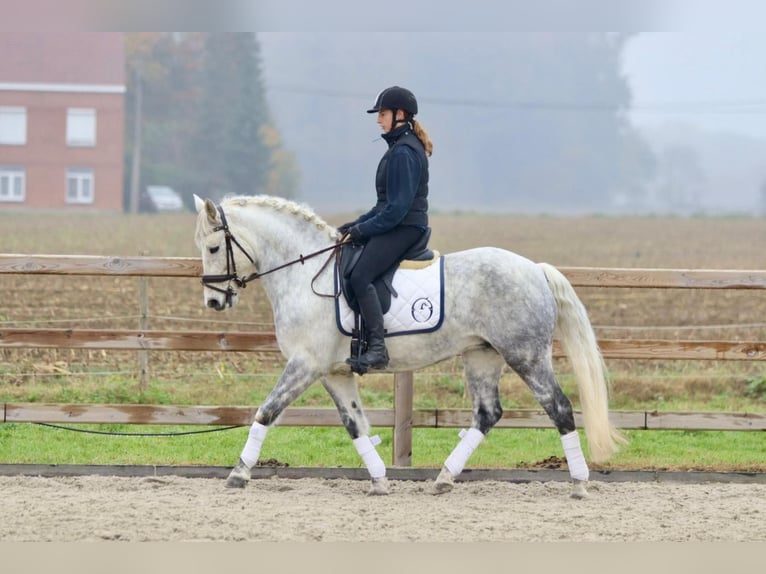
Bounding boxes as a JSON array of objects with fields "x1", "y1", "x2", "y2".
[{"x1": 349, "y1": 225, "x2": 367, "y2": 245}]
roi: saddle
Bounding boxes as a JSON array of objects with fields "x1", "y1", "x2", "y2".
[{"x1": 337, "y1": 227, "x2": 435, "y2": 315}]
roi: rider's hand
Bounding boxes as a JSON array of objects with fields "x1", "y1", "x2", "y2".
[
  {"x1": 337, "y1": 222, "x2": 355, "y2": 235},
  {"x1": 348, "y1": 225, "x2": 367, "y2": 245}
]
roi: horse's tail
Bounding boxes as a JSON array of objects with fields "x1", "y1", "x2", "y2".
[{"x1": 538, "y1": 262, "x2": 627, "y2": 462}]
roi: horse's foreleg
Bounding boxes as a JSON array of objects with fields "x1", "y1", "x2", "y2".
[
  {"x1": 433, "y1": 347, "x2": 504, "y2": 495},
  {"x1": 226, "y1": 357, "x2": 319, "y2": 489},
  {"x1": 225, "y1": 421, "x2": 268, "y2": 488},
  {"x1": 322, "y1": 374, "x2": 389, "y2": 496}
]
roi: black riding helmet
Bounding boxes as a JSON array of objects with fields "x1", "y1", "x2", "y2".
[{"x1": 367, "y1": 86, "x2": 418, "y2": 116}]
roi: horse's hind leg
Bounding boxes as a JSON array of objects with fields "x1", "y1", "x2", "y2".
[
  {"x1": 322, "y1": 373, "x2": 389, "y2": 496},
  {"x1": 433, "y1": 346, "x2": 505, "y2": 495},
  {"x1": 511, "y1": 352, "x2": 590, "y2": 499}
]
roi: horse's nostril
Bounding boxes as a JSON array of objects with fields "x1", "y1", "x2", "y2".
[{"x1": 207, "y1": 299, "x2": 222, "y2": 310}]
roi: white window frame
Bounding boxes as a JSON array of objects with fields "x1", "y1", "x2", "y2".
[
  {"x1": 0, "y1": 106, "x2": 27, "y2": 145},
  {"x1": 66, "y1": 108, "x2": 96, "y2": 147},
  {"x1": 0, "y1": 166, "x2": 25, "y2": 202},
  {"x1": 66, "y1": 168, "x2": 94, "y2": 204}
]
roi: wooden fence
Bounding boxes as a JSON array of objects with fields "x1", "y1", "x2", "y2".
[{"x1": 1, "y1": 254, "x2": 766, "y2": 466}]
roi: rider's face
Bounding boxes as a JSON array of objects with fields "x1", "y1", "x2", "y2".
[
  {"x1": 377, "y1": 109, "x2": 394, "y2": 133},
  {"x1": 377, "y1": 109, "x2": 405, "y2": 133}
]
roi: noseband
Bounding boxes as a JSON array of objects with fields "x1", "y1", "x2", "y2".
[
  {"x1": 200, "y1": 204, "x2": 346, "y2": 307},
  {"x1": 200, "y1": 205, "x2": 258, "y2": 307}
]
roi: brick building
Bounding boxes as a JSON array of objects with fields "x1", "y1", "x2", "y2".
[{"x1": 0, "y1": 32, "x2": 125, "y2": 211}]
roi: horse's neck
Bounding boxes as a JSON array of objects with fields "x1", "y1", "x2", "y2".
[{"x1": 231, "y1": 205, "x2": 335, "y2": 306}]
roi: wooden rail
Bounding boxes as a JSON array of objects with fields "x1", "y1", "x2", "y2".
[
  {"x1": 2, "y1": 253, "x2": 765, "y2": 468},
  {"x1": 0, "y1": 328, "x2": 281, "y2": 352},
  {"x1": 0, "y1": 254, "x2": 202, "y2": 277},
  {"x1": 1, "y1": 328, "x2": 765, "y2": 360},
  {"x1": 4, "y1": 403, "x2": 765, "y2": 431},
  {"x1": 3, "y1": 253, "x2": 766, "y2": 289}
]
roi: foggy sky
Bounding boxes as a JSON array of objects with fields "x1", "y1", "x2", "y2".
[
  {"x1": 258, "y1": 32, "x2": 766, "y2": 214},
  {"x1": 624, "y1": 33, "x2": 766, "y2": 140}
]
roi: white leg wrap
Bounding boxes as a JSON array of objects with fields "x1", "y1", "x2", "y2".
[
  {"x1": 353, "y1": 435, "x2": 386, "y2": 479},
  {"x1": 444, "y1": 428, "x2": 485, "y2": 477},
  {"x1": 561, "y1": 430, "x2": 590, "y2": 481},
  {"x1": 240, "y1": 422, "x2": 269, "y2": 469}
]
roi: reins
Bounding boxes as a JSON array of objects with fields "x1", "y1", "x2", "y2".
[{"x1": 201, "y1": 204, "x2": 347, "y2": 306}]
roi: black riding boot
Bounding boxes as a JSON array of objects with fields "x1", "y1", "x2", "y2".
[{"x1": 347, "y1": 284, "x2": 389, "y2": 373}]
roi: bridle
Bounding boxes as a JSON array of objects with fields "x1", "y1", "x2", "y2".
[{"x1": 200, "y1": 204, "x2": 346, "y2": 307}]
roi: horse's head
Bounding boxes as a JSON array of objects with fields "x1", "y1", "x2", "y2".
[{"x1": 194, "y1": 194, "x2": 256, "y2": 311}]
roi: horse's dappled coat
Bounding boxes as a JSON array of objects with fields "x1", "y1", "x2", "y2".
[{"x1": 194, "y1": 194, "x2": 625, "y2": 498}]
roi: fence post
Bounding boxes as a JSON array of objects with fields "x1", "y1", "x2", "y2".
[
  {"x1": 393, "y1": 371, "x2": 413, "y2": 466},
  {"x1": 138, "y1": 271, "x2": 149, "y2": 393}
]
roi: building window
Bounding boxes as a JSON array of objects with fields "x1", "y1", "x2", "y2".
[
  {"x1": 66, "y1": 108, "x2": 96, "y2": 147},
  {"x1": 0, "y1": 167, "x2": 25, "y2": 202},
  {"x1": 0, "y1": 107, "x2": 27, "y2": 145},
  {"x1": 66, "y1": 168, "x2": 94, "y2": 204}
]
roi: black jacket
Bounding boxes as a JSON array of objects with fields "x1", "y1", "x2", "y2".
[{"x1": 354, "y1": 123, "x2": 429, "y2": 238}]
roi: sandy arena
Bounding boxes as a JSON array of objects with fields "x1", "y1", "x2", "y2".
[{"x1": 2, "y1": 474, "x2": 765, "y2": 542}]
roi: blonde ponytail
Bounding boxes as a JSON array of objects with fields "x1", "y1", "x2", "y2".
[{"x1": 412, "y1": 119, "x2": 433, "y2": 157}]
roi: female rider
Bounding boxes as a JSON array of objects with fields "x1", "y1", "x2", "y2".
[{"x1": 338, "y1": 86, "x2": 434, "y2": 373}]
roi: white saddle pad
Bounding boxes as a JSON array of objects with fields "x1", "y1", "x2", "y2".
[{"x1": 335, "y1": 256, "x2": 444, "y2": 337}]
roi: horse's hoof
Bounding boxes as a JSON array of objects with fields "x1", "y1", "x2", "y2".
[
  {"x1": 367, "y1": 477, "x2": 390, "y2": 496},
  {"x1": 225, "y1": 463, "x2": 251, "y2": 489},
  {"x1": 570, "y1": 479, "x2": 588, "y2": 499},
  {"x1": 431, "y1": 467, "x2": 455, "y2": 495}
]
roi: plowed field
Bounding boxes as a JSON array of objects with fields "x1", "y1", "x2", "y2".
[{"x1": 2, "y1": 211, "x2": 765, "y2": 408}]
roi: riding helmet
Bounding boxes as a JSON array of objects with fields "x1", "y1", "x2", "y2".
[{"x1": 367, "y1": 86, "x2": 418, "y2": 115}]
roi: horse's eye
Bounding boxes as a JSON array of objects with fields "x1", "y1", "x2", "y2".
[{"x1": 209, "y1": 246, "x2": 220, "y2": 254}]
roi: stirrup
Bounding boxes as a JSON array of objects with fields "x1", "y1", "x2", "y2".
[
  {"x1": 346, "y1": 350, "x2": 388, "y2": 375},
  {"x1": 346, "y1": 356, "x2": 369, "y2": 375}
]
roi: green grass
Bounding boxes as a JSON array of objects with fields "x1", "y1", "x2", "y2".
[
  {"x1": 2, "y1": 422, "x2": 764, "y2": 472},
  {"x1": 1, "y1": 367, "x2": 765, "y2": 472}
]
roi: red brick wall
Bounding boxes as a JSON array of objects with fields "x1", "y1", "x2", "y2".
[
  {"x1": 0, "y1": 91, "x2": 125, "y2": 210},
  {"x1": 0, "y1": 32, "x2": 125, "y2": 211}
]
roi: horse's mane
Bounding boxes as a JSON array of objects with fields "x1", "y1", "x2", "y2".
[{"x1": 204, "y1": 195, "x2": 339, "y2": 240}]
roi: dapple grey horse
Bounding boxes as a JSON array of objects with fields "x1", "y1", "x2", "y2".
[{"x1": 194, "y1": 194, "x2": 626, "y2": 498}]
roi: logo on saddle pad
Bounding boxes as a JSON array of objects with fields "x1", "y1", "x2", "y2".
[{"x1": 335, "y1": 256, "x2": 445, "y2": 337}]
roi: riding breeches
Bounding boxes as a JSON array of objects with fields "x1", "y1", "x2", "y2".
[{"x1": 347, "y1": 225, "x2": 425, "y2": 298}]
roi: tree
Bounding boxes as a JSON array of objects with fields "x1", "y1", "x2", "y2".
[
  {"x1": 257, "y1": 33, "x2": 657, "y2": 213},
  {"x1": 124, "y1": 33, "x2": 299, "y2": 210},
  {"x1": 188, "y1": 33, "x2": 274, "y2": 201},
  {"x1": 467, "y1": 33, "x2": 655, "y2": 211}
]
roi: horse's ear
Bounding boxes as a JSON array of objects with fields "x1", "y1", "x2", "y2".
[
  {"x1": 193, "y1": 194, "x2": 205, "y2": 214},
  {"x1": 204, "y1": 198, "x2": 218, "y2": 223}
]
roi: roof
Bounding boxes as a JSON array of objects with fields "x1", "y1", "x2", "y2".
[{"x1": 0, "y1": 32, "x2": 125, "y2": 87}]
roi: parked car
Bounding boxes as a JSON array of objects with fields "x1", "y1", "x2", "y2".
[{"x1": 139, "y1": 185, "x2": 185, "y2": 212}]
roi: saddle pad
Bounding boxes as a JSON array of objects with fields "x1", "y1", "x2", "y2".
[{"x1": 335, "y1": 256, "x2": 445, "y2": 337}]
